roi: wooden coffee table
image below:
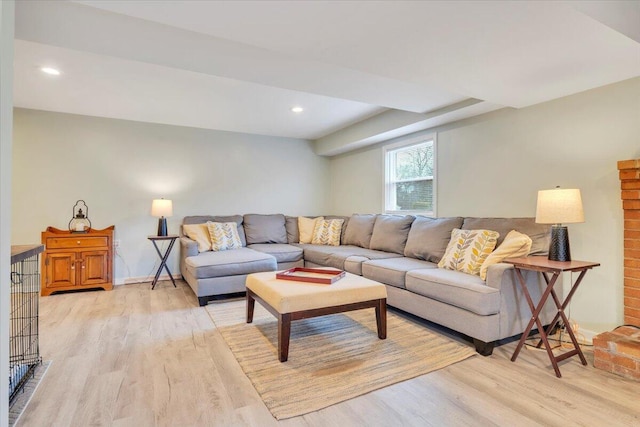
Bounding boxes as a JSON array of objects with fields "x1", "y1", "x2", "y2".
[{"x1": 246, "y1": 269, "x2": 387, "y2": 362}]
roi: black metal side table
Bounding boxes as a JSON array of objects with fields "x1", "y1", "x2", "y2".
[{"x1": 148, "y1": 235, "x2": 179, "y2": 290}]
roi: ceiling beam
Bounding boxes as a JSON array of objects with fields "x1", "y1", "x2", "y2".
[{"x1": 314, "y1": 99, "x2": 505, "y2": 156}]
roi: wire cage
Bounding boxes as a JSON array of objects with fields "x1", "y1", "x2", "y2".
[{"x1": 9, "y1": 246, "x2": 43, "y2": 405}]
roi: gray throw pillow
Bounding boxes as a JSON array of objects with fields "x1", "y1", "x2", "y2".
[
  {"x1": 404, "y1": 216, "x2": 464, "y2": 262},
  {"x1": 343, "y1": 214, "x2": 377, "y2": 248},
  {"x1": 461, "y1": 217, "x2": 550, "y2": 255},
  {"x1": 243, "y1": 214, "x2": 287, "y2": 244},
  {"x1": 369, "y1": 215, "x2": 415, "y2": 254}
]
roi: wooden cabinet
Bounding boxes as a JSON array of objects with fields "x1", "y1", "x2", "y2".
[{"x1": 41, "y1": 226, "x2": 114, "y2": 296}]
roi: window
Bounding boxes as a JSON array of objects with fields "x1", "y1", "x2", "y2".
[{"x1": 383, "y1": 134, "x2": 436, "y2": 216}]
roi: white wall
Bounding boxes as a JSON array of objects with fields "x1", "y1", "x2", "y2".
[
  {"x1": 0, "y1": 2, "x2": 13, "y2": 425},
  {"x1": 9, "y1": 78, "x2": 640, "y2": 336},
  {"x1": 330, "y1": 77, "x2": 640, "y2": 334},
  {"x1": 12, "y1": 109, "x2": 330, "y2": 283}
]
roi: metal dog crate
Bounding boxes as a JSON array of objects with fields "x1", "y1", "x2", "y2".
[{"x1": 9, "y1": 245, "x2": 44, "y2": 405}]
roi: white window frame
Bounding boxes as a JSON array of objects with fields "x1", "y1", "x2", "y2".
[{"x1": 382, "y1": 133, "x2": 437, "y2": 216}]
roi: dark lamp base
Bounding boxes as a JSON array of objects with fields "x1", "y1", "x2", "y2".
[
  {"x1": 157, "y1": 217, "x2": 168, "y2": 237},
  {"x1": 549, "y1": 225, "x2": 571, "y2": 262}
]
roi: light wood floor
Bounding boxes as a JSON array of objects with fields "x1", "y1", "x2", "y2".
[{"x1": 18, "y1": 280, "x2": 640, "y2": 427}]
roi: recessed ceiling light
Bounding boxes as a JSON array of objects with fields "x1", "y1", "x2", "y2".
[
  {"x1": 291, "y1": 106, "x2": 304, "y2": 113},
  {"x1": 40, "y1": 67, "x2": 61, "y2": 76}
]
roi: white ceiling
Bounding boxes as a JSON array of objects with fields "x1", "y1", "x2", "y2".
[{"x1": 13, "y1": 1, "x2": 640, "y2": 144}]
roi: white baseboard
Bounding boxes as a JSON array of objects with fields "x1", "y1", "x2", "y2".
[
  {"x1": 115, "y1": 274, "x2": 182, "y2": 286},
  {"x1": 578, "y1": 327, "x2": 597, "y2": 345}
]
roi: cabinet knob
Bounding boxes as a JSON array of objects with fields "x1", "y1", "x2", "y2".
[
  {"x1": 77, "y1": 241, "x2": 81, "y2": 244},
  {"x1": 71, "y1": 265, "x2": 75, "y2": 270},
  {"x1": 82, "y1": 265, "x2": 85, "y2": 269}
]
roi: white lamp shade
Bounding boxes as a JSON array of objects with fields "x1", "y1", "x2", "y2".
[
  {"x1": 535, "y1": 188, "x2": 584, "y2": 224},
  {"x1": 151, "y1": 199, "x2": 173, "y2": 218}
]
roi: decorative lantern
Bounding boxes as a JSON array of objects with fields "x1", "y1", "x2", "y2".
[{"x1": 69, "y1": 200, "x2": 91, "y2": 233}]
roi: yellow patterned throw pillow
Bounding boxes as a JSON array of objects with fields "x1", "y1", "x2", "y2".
[
  {"x1": 206, "y1": 221, "x2": 243, "y2": 251},
  {"x1": 311, "y1": 219, "x2": 345, "y2": 246},
  {"x1": 438, "y1": 228, "x2": 500, "y2": 276},
  {"x1": 182, "y1": 223, "x2": 212, "y2": 252}
]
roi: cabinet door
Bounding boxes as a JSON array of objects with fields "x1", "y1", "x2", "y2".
[
  {"x1": 80, "y1": 250, "x2": 109, "y2": 285},
  {"x1": 45, "y1": 252, "x2": 77, "y2": 288}
]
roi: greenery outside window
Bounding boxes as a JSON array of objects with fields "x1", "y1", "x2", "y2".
[{"x1": 383, "y1": 134, "x2": 436, "y2": 216}]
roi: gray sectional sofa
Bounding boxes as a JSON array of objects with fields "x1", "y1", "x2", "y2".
[{"x1": 179, "y1": 213, "x2": 558, "y2": 355}]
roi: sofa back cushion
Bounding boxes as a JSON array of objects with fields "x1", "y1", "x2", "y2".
[
  {"x1": 461, "y1": 217, "x2": 550, "y2": 255},
  {"x1": 183, "y1": 215, "x2": 246, "y2": 246},
  {"x1": 343, "y1": 214, "x2": 377, "y2": 248},
  {"x1": 285, "y1": 216, "x2": 299, "y2": 243},
  {"x1": 404, "y1": 216, "x2": 464, "y2": 263},
  {"x1": 243, "y1": 214, "x2": 287, "y2": 244},
  {"x1": 369, "y1": 215, "x2": 414, "y2": 254}
]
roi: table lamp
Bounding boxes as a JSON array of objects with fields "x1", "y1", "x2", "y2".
[
  {"x1": 535, "y1": 187, "x2": 584, "y2": 262},
  {"x1": 151, "y1": 198, "x2": 173, "y2": 236}
]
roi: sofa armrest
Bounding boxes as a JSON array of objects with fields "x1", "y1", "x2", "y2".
[
  {"x1": 179, "y1": 236, "x2": 198, "y2": 279},
  {"x1": 484, "y1": 263, "x2": 516, "y2": 289},
  {"x1": 485, "y1": 262, "x2": 562, "y2": 292},
  {"x1": 485, "y1": 262, "x2": 561, "y2": 339},
  {"x1": 180, "y1": 236, "x2": 199, "y2": 258},
  {"x1": 485, "y1": 262, "x2": 552, "y2": 295}
]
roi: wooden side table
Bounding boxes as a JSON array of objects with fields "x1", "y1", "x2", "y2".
[
  {"x1": 504, "y1": 256, "x2": 600, "y2": 378},
  {"x1": 148, "y1": 235, "x2": 179, "y2": 290}
]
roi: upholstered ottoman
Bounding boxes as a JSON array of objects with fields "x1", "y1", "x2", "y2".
[{"x1": 246, "y1": 270, "x2": 387, "y2": 362}]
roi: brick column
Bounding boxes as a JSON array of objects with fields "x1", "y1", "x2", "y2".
[
  {"x1": 619, "y1": 159, "x2": 640, "y2": 327},
  {"x1": 593, "y1": 326, "x2": 640, "y2": 380},
  {"x1": 593, "y1": 161, "x2": 640, "y2": 380}
]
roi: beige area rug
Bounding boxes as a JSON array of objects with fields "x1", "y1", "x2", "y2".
[{"x1": 206, "y1": 300, "x2": 476, "y2": 420}]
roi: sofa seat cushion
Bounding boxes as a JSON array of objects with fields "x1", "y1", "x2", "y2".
[
  {"x1": 247, "y1": 244, "x2": 303, "y2": 263},
  {"x1": 185, "y1": 248, "x2": 276, "y2": 279},
  {"x1": 405, "y1": 269, "x2": 500, "y2": 316},
  {"x1": 299, "y1": 244, "x2": 402, "y2": 270},
  {"x1": 344, "y1": 256, "x2": 369, "y2": 275},
  {"x1": 362, "y1": 257, "x2": 437, "y2": 289}
]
